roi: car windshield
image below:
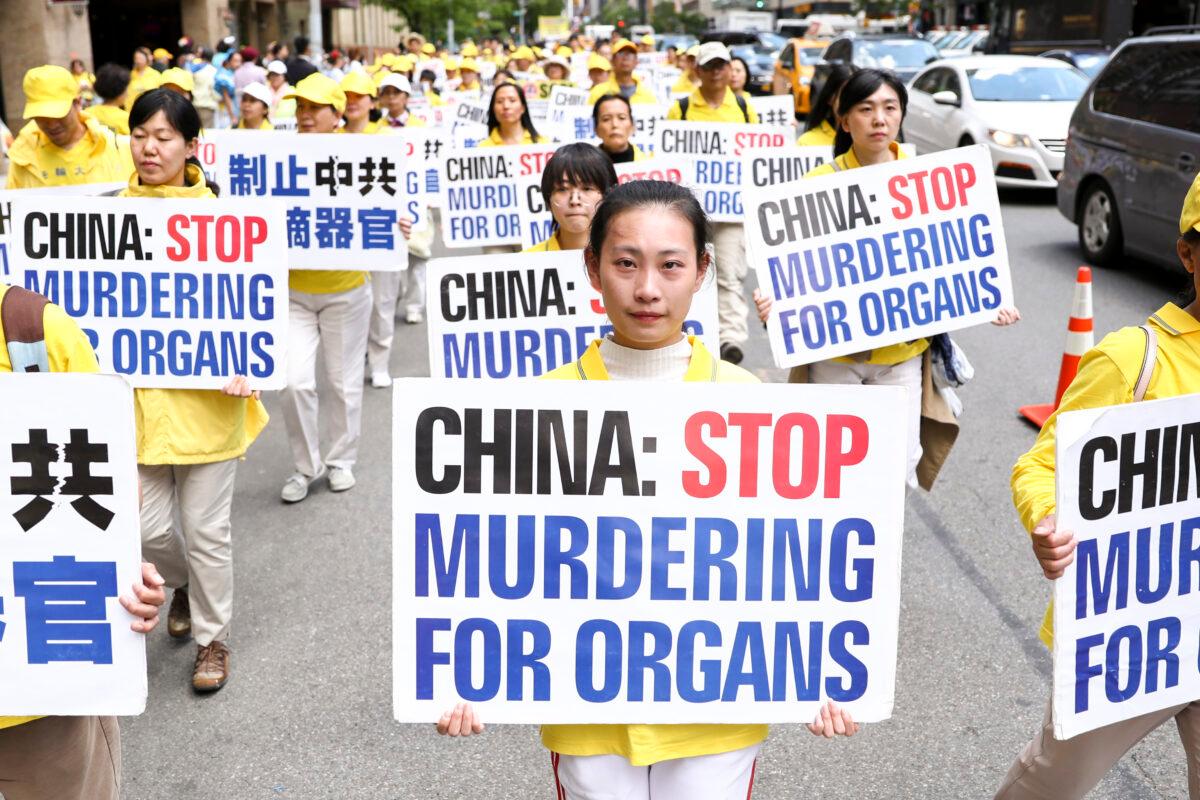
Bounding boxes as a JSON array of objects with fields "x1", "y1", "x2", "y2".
[
  {"x1": 858, "y1": 40, "x2": 939, "y2": 68},
  {"x1": 936, "y1": 32, "x2": 970, "y2": 49},
  {"x1": 1074, "y1": 53, "x2": 1109, "y2": 78},
  {"x1": 966, "y1": 66, "x2": 1089, "y2": 101},
  {"x1": 758, "y1": 32, "x2": 788, "y2": 51},
  {"x1": 800, "y1": 47, "x2": 825, "y2": 62}
]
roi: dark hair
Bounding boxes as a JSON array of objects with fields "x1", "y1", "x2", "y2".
[
  {"x1": 94, "y1": 63, "x2": 131, "y2": 102},
  {"x1": 730, "y1": 56, "x2": 752, "y2": 88},
  {"x1": 539, "y1": 143, "x2": 618, "y2": 211},
  {"x1": 494, "y1": 68, "x2": 515, "y2": 83},
  {"x1": 805, "y1": 62, "x2": 854, "y2": 134},
  {"x1": 128, "y1": 88, "x2": 219, "y2": 195},
  {"x1": 832, "y1": 67, "x2": 908, "y2": 157},
  {"x1": 486, "y1": 82, "x2": 540, "y2": 140},
  {"x1": 418, "y1": 68, "x2": 439, "y2": 95},
  {"x1": 294, "y1": 35, "x2": 310, "y2": 53},
  {"x1": 592, "y1": 93, "x2": 632, "y2": 126},
  {"x1": 588, "y1": 180, "x2": 709, "y2": 263},
  {"x1": 1181, "y1": 229, "x2": 1200, "y2": 305}
]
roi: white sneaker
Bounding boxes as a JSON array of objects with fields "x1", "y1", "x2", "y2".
[
  {"x1": 405, "y1": 309, "x2": 424, "y2": 324},
  {"x1": 327, "y1": 466, "x2": 356, "y2": 492},
  {"x1": 370, "y1": 371, "x2": 392, "y2": 388},
  {"x1": 281, "y1": 473, "x2": 312, "y2": 503}
]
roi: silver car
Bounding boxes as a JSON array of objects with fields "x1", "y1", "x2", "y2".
[{"x1": 1057, "y1": 32, "x2": 1200, "y2": 269}]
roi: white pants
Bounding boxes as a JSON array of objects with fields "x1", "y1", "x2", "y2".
[
  {"x1": 551, "y1": 744, "x2": 760, "y2": 800},
  {"x1": 281, "y1": 284, "x2": 372, "y2": 477},
  {"x1": 712, "y1": 222, "x2": 749, "y2": 348},
  {"x1": 810, "y1": 354, "x2": 923, "y2": 489},
  {"x1": 138, "y1": 459, "x2": 238, "y2": 646},
  {"x1": 367, "y1": 258, "x2": 427, "y2": 374}
]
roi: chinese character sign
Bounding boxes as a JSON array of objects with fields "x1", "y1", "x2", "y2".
[
  {"x1": 201, "y1": 131, "x2": 412, "y2": 271},
  {"x1": 1052, "y1": 395, "x2": 1200, "y2": 740},
  {"x1": 750, "y1": 96, "x2": 800, "y2": 131},
  {"x1": 439, "y1": 144, "x2": 560, "y2": 249},
  {"x1": 9, "y1": 196, "x2": 290, "y2": 390},
  {"x1": 0, "y1": 373, "x2": 145, "y2": 716},
  {"x1": 393, "y1": 380, "x2": 908, "y2": 724}
]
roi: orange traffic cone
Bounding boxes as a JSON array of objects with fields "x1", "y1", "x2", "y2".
[{"x1": 1019, "y1": 266, "x2": 1094, "y2": 428}]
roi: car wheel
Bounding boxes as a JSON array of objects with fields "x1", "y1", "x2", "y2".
[{"x1": 1078, "y1": 181, "x2": 1124, "y2": 267}]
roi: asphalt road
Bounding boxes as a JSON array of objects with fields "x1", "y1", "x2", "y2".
[{"x1": 117, "y1": 190, "x2": 1194, "y2": 799}]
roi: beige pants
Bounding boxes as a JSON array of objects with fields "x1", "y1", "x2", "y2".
[
  {"x1": 367, "y1": 257, "x2": 427, "y2": 374},
  {"x1": 281, "y1": 284, "x2": 372, "y2": 477},
  {"x1": 0, "y1": 716, "x2": 120, "y2": 800},
  {"x1": 995, "y1": 698, "x2": 1200, "y2": 799},
  {"x1": 712, "y1": 222, "x2": 749, "y2": 348},
  {"x1": 139, "y1": 459, "x2": 238, "y2": 646}
]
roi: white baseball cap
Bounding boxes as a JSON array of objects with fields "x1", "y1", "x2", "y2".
[
  {"x1": 267, "y1": 60, "x2": 287, "y2": 75},
  {"x1": 380, "y1": 73, "x2": 412, "y2": 94},
  {"x1": 697, "y1": 41, "x2": 732, "y2": 67},
  {"x1": 242, "y1": 82, "x2": 272, "y2": 106}
]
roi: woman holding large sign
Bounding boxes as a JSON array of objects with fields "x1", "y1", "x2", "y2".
[
  {"x1": 523, "y1": 143, "x2": 618, "y2": 253},
  {"x1": 994, "y1": 176, "x2": 1200, "y2": 799},
  {"x1": 478, "y1": 83, "x2": 547, "y2": 147},
  {"x1": 438, "y1": 181, "x2": 859, "y2": 798},
  {"x1": 122, "y1": 88, "x2": 268, "y2": 693}
]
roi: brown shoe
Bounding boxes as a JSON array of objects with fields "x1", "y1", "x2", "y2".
[
  {"x1": 192, "y1": 641, "x2": 230, "y2": 693},
  {"x1": 167, "y1": 588, "x2": 191, "y2": 639}
]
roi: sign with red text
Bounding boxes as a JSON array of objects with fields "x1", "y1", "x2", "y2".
[
  {"x1": 440, "y1": 144, "x2": 561, "y2": 249},
  {"x1": 1052, "y1": 395, "x2": 1200, "y2": 739},
  {"x1": 9, "y1": 196, "x2": 288, "y2": 389},
  {"x1": 393, "y1": 380, "x2": 908, "y2": 723},
  {"x1": 744, "y1": 145, "x2": 1014, "y2": 368}
]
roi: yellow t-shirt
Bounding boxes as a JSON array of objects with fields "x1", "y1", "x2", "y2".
[
  {"x1": 1012, "y1": 302, "x2": 1200, "y2": 648},
  {"x1": 540, "y1": 337, "x2": 766, "y2": 765},
  {"x1": 125, "y1": 66, "x2": 160, "y2": 109},
  {"x1": 671, "y1": 72, "x2": 700, "y2": 96},
  {"x1": 523, "y1": 233, "x2": 563, "y2": 252},
  {"x1": 796, "y1": 120, "x2": 836, "y2": 147},
  {"x1": 587, "y1": 77, "x2": 658, "y2": 105},
  {"x1": 667, "y1": 87, "x2": 759, "y2": 124},
  {"x1": 5, "y1": 113, "x2": 133, "y2": 189},
  {"x1": 237, "y1": 118, "x2": 275, "y2": 130},
  {"x1": 804, "y1": 141, "x2": 925, "y2": 366},
  {"x1": 89, "y1": 104, "x2": 131, "y2": 136},
  {"x1": 0, "y1": 282, "x2": 100, "y2": 731},
  {"x1": 477, "y1": 128, "x2": 548, "y2": 147}
]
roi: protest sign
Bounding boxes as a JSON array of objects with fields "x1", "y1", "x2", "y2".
[
  {"x1": 393, "y1": 379, "x2": 908, "y2": 724},
  {"x1": 614, "y1": 156, "x2": 691, "y2": 186},
  {"x1": 440, "y1": 144, "x2": 560, "y2": 249},
  {"x1": 450, "y1": 99, "x2": 490, "y2": 148},
  {"x1": 741, "y1": 147, "x2": 832, "y2": 197},
  {"x1": 1052, "y1": 394, "x2": 1200, "y2": 739},
  {"x1": 420, "y1": 128, "x2": 450, "y2": 208},
  {"x1": 543, "y1": 86, "x2": 594, "y2": 143},
  {"x1": 9, "y1": 196, "x2": 289, "y2": 390},
  {"x1": 655, "y1": 121, "x2": 789, "y2": 222},
  {"x1": 631, "y1": 104, "x2": 667, "y2": 155},
  {"x1": 0, "y1": 373, "x2": 145, "y2": 716},
  {"x1": 199, "y1": 130, "x2": 412, "y2": 271},
  {"x1": 0, "y1": 184, "x2": 127, "y2": 281},
  {"x1": 744, "y1": 145, "x2": 1014, "y2": 368},
  {"x1": 425, "y1": 250, "x2": 719, "y2": 378},
  {"x1": 750, "y1": 95, "x2": 799, "y2": 129}
]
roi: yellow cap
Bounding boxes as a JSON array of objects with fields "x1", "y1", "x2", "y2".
[
  {"x1": 612, "y1": 38, "x2": 638, "y2": 55},
  {"x1": 340, "y1": 70, "x2": 378, "y2": 98},
  {"x1": 442, "y1": 56, "x2": 460, "y2": 70},
  {"x1": 686, "y1": 44, "x2": 700, "y2": 57},
  {"x1": 132, "y1": 68, "x2": 163, "y2": 99},
  {"x1": 285, "y1": 72, "x2": 347, "y2": 114},
  {"x1": 587, "y1": 53, "x2": 611, "y2": 71},
  {"x1": 556, "y1": 45, "x2": 572, "y2": 57},
  {"x1": 461, "y1": 43, "x2": 479, "y2": 57},
  {"x1": 511, "y1": 46, "x2": 535, "y2": 61},
  {"x1": 21, "y1": 65, "x2": 79, "y2": 118},
  {"x1": 421, "y1": 42, "x2": 436, "y2": 55},
  {"x1": 641, "y1": 34, "x2": 655, "y2": 45},
  {"x1": 395, "y1": 54, "x2": 414, "y2": 72},
  {"x1": 160, "y1": 67, "x2": 194, "y2": 93},
  {"x1": 459, "y1": 58, "x2": 480, "y2": 73},
  {"x1": 152, "y1": 47, "x2": 172, "y2": 61},
  {"x1": 1180, "y1": 171, "x2": 1200, "y2": 235},
  {"x1": 381, "y1": 53, "x2": 397, "y2": 67}
]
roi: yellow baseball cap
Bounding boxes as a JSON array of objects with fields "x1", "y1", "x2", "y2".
[
  {"x1": 686, "y1": 45, "x2": 701, "y2": 57},
  {"x1": 556, "y1": 45, "x2": 572, "y2": 57},
  {"x1": 339, "y1": 70, "x2": 378, "y2": 98},
  {"x1": 461, "y1": 43, "x2": 479, "y2": 57},
  {"x1": 153, "y1": 47, "x2": 172, "y2": 61},
  {"x1": 160, "y1": 67, "x2": 194, "y2": 93},
  {"x1": 442, "y1": 56, "x2": 460, "y2": 70},
  {"x1": 395, "y1": 54, "x2": 414, "y2": 72},
  {"x1": 381, "y1": 53, "x2": 397, "y2": 67},
  {"x1": 511, "y1": 46, "x2": 535, "y2": 61},
  {"x1": 285, "y1": 73, "x2": 347, "y2": 114},
  {"x1": 641, "y1": 34, "x2": 655, "y2": 45},
  {"x1": 587, "y1": 53, "x2": 611, "y2": 71},
  {"x1": 21, "y1": 65, "x2": 79, "y2": 118},
  {"x1": 1180, "y1": 171, "x2": 1200, "y2": 235},
  {"x1": 421, "y1": 43, "x2": 436, "y2": 55},
  {"x1": 612, "y1": 38, "x2": 638, "y2": 55},
  {"x1": 459, "y1": 58, "x2": 480, "y2": 73}
]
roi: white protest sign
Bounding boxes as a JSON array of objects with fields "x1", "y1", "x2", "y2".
[
  {"x1": 439, "y1": 144, "x2": 560, "y2": 249},
  {"x1": 393, "y1": 379, "x2": 908, "y2": 724},
  {"x1": 425, "y1": 250, "x2": 719, "y2": 378},
  {"x1": 745, "y1": 145, "x2": 1014, "y2": 368},
  {"x1": 0, "y1": 184, "x2": 127, "y2": 281},
  {"x1": 614, "y1": 156, "x2": 692, "y2": 186},
  {"x1": 741, "y1": 147, "x2": 833, "y2": 197},
  {"x1": 0, "y1": 373, "x2": 145, "y2": 716},
  {"x1": 656, "y1": 121, "x2": 790, "y2": 222},
  {"x1": 750, "y1": 95, "x2": 799, "y2": 130},
  {"x1": 9, "y1": 196, "x2": 289, "y2": 390},
  {"x1": 631, "y1": 103, "x2": 667, "y2": 155},
  {"x1": 1052, "y1": 395, "x2": 1200, "y2": 739},
  {"x1": 420, "y1": 128, "x2": 450, "y2": 208},
  {"x1": 198, "y1": 130, "x2": 411, "y2": 271},
  {"x1": 544, "y1": 86, "x2": 594, "y2": 143},
  {"x1": 450, "y1": 99, "x2": 490, "y2": 147},
  {"x1": 383, "y1": 127, "x2": 432, "y2": 232}
]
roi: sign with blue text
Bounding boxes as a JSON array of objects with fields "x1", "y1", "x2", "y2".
[
  {"x1": 1053, "y1": 394, "x2": 1200, "y2": 739},
  {"x1": 439, "y1": 144, "x2": 560, "y2": 249},
  {"x1": 393, "y1": 380, "x2": 908, "y2": 723},
  {"x1": 0, "y1": 373, "x2": 145, "y2": 716},
  {"x1": 0, "y1": 184, "x2": 127, "y2": 281}
]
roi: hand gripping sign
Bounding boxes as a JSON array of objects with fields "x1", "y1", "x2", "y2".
[
  {"x1": 9, "y1": 196, "x2": 289, "y2": 390},
  {"x1": 744, "y1": 145, "x2": 1015, "y2": 368},
  {"x1": 393, "y1": 380, "x2": 908, "y2": 724},
  {"x1": 426, "y1": 250, "x2": 719, "y2": 378},
  {"x1": 1052, "y1": 394, "x2": 1200, "y2": 739},
  {"x1": 439, "y1": 144, "x2": 561, "y2": 249},
  {"x1": 0, "y1": 373, "x2": 145, "y2": 716}
]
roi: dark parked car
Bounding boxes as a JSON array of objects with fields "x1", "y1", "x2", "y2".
[
  {"x1": 1056, "y1": 31, "x2": 1200, "y2": 269},
  {"x1": 811, "y1": 34, "x2": 941, "y2": 103}
]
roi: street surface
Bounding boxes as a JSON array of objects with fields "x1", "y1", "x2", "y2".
[{"x1": 120, "y1": 190, "x2": 1194, "y2": 799}]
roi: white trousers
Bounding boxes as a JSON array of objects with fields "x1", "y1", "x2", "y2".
[
  {"x1": 138, "y1": 459, "x2": 238, "y2": 646},
  {"x1": 810, "y1": 354, "x2": 923, "y2": 489},
  {"x1": 712, "y1": 222, "x2": 749, "y2": 348},
  {"x1": 551, "y1": 744, "x2": 760, "y2": 800},
  {"x1": 367, "y1": 258, "x2": 427, "y2": 374},
  {"x1": 280, "y1": 284, "x2": 372, "y2": 477}
]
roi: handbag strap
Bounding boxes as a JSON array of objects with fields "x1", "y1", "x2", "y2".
[{"x1": 1132, "y1": 324, "x2": 1157, "y2": 402}]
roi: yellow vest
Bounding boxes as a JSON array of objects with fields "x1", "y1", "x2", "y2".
[
  {"x1": 796, "y1": 120, "x2": 836, "y2": 147},
  {"x1": 1012, "y1": 303, "x2": 1200, "y2": 648},
  {"x1": 540, "y1": 336, "x2": 764, "y2": 764},
  {"x1": 5, "y1": 113, "x2": 132, "y2": 189},
  {"x1": 120, "y1": 166, "x2": 269, "y2": 464}
]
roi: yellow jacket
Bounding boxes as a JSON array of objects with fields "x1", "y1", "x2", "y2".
[
  {"x1": 540, "y1": 336, "x2": 764, "y2": 764},
  {"x1": 1012, "y1": 302, "x2": 1200, "y2": 648},
  {"x1": 477, "y1": 128, "x2": 548, "y2": 147},
  {"x1": 805, "y1": 141, "x2": 923, "y2": 366},
  {"x1": 121, "y1": 165, "x2": 269, "y2": 465},
  {"x1": 126, "y1": 66, "x2": 160, "y2": 109},
  {"x1": 671, "y1": 72, "x2": 700, "y2": 95},
  {"x1": 0, "y1": 282, "x2": 100, "y2": 731},
  {"x1": 587, "y1": 77, "x2": 658, "y2": 105},
  {"x1": 5, "y1": 113, "x2": 132, "y2": 189},
  {"x1": 89, "y1": 104, "x2": 131, "y2": 136},
  {"x1": 797, "y1": 120, "x2": 836, "y2": 147},
  {"x1": 522, "y1": 232, "x2": 564, "y2": 252},
  {"x1": 667, "y1": 87, "x2": 758, "y2": 124}
]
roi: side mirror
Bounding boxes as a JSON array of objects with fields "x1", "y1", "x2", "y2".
[{"x1": 932, "y1": 90, "x2": 960, "y2": 107}]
